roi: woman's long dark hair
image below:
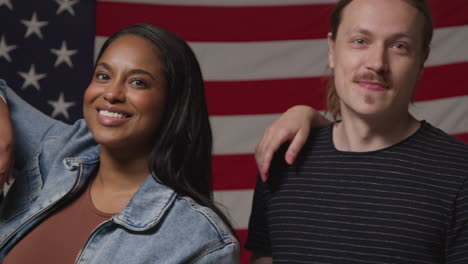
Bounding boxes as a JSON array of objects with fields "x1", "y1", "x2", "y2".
[{"x1": 96, "y1": 24, "x2": 236, "y2": 235}]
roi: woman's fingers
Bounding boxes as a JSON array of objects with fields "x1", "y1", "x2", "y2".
[
  {"x1": 0, "y1": 141, "x2": 13, "y2": 194},
  {"x1": 255, "y1": 105, "x2": 330, "y2": 182},
  {"x1": 0, "y1": 99, "x2": 14, "y2": 194},
  {"x1": 256, "y1": 125, "x2": 295, "y2": 181}
]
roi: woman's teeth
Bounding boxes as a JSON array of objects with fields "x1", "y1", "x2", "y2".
[{"x1": 99, "y1": 110, "x2": 126, "y2": 118}]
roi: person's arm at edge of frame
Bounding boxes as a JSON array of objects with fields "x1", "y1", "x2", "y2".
[
  {"x1": 255, "y1": 105, "x2": 331, "y2": 182},
  {"x1": 250, "y1": 252, "x2": 272, "y2": 264},
  {"x1": 446, "y1": 177, "x2": 468, "y2": 263},
  {"x1": 0, "y1": 94, "x2": 14, "y2": 193},
  {"x1": 0, "y1": 79, "x2": 63, "y2": 192}
]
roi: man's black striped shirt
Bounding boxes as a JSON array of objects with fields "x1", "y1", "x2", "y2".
[{"x1": 246, "y1": 121, "x2": 468, "y2": 264}]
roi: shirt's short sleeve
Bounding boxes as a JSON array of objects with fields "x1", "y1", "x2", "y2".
[
  {"x1": 446, "y1": 177, "x2": 468, "y2": 263},
  {"x1": 244, "y1": 173, "x2": 273, "y2": 255}
]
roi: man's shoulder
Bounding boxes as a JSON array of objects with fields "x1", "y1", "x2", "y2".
[
  {"x1": 303, "y1": 124, "x2": 333, "y2": 148},
  {"x1": 407, "y1": 121, "x2": 468, "y2": 174},
  {"x1": 418, "y1": 121, "x2": 468, "y2": 154},
  {"x1": 267, "y1": 125, "x2": 333, "y2": 184}
]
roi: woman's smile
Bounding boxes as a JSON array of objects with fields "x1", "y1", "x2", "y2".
[{"x1": 96, "y1": 106, "x2": 132, "y2": 126}]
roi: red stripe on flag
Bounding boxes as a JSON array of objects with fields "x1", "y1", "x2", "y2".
[
  {"x1": 206, "y1": 78, "x2": 328, "y2": 115},
  {"x1": 453, "y1": 133, "x2": 468, "y2": 143},
  {"x1": 205, "y1": 62, "x2": 468, "y2": 116},
  {"x1": 236, "y1": 229, "x2": 251, "y2": 264},
  {"x1": 213, "y1": 154, "x2": 257, "y2": 190},
  {"x1": 96, "y1": 1, "x2": 468, "y2": 41},
  {"x1": 415, "y1": 62, "x2": 468, "y2": 102},
  {"x1": 96, "y1": 2, "x2": 334, "y2": 41},
  {"x1": 428, "y1": 0, "x2": 468, "y2": 28}
]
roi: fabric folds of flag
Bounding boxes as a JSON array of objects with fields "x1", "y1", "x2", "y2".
[{"x1": 1, "y1": 0, "x2": 468, "y2": 263}]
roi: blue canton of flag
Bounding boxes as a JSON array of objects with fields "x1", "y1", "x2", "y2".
[{"x1": 0, "y1": 0, "x2": 95, "y2": 123}]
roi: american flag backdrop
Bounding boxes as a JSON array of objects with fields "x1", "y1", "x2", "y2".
[{"x1": 1, "y1": 0, "x2": 467, "y2": 262}]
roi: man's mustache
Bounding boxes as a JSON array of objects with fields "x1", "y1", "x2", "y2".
[{"x1": 352, "y1": 72, "x2": 389, "y2": 88}]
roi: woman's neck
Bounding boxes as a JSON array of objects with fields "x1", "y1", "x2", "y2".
[
  {"x1": 96, "y1": 146, "x2": 150, "y2": 190},
  {"x1": 90, "y1": 147, "x2": 151, "y2": 213}
]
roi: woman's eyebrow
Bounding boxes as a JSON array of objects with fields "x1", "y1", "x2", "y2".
[
  {"x1": 129, "y1": 69, "x2": 156, "y2": 81},
  {"x1": 95, "y1": 62, "x2": 112, "y2": 71}
]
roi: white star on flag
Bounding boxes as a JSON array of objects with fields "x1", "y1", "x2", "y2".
[
  {"x1": 21, "y1": 12, "x2": 49, "y2": 39},
  {"x1": 0, "y1": 0, "x2": 13, "y2": 10},
  {"x1": 0, "y1": 0, "x2": 95, "y2": 123},
  {"x1": 50, "y1": 41, "x2": 78, "y2": 68},
  {"x1": 48, "y1": 92, "x2": 76, "y2": 119},
  {"x1": 55, "y1": 0, "x2": 79, "y2": 16},
  {"x1": 18, "y1": 64, "x2": 47, "y2": 90},
  {"x1": 0, "y1": 35, "x2": 16, "y2": 62}
]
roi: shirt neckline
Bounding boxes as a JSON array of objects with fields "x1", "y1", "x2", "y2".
[{"x1": 326, "y1": 120, "x2": 427, "y2": 155}]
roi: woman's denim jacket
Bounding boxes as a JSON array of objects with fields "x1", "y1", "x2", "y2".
[{"x1": 0, "y1": 80, "x2": 239, "y2": 263}]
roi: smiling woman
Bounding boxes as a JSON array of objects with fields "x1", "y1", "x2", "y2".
[
  {"x1": 84, "y1": 34, "x2": 167, "y2": 156},
  {"x1": 0, "y1": 24, "x2": 239, "y2": 263}
]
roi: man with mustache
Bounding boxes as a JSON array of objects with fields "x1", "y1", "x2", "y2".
[{"x1": 245, "y1": 0, "x2": 468, "y2": 263}]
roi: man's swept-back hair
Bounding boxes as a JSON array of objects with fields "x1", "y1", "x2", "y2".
[
  {"x1": 96, "y1": 24, "x2": 236, "y2": 236},
  {"x1": 326, "y1": 0, "x2": 434, "y2": 119}
]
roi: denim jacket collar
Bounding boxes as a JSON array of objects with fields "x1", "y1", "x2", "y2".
[
  {"x1": 63, "y1": 147, "x2": 178, "y2": 232},
  {"x1": 63, "y1": 145, "x2": 100, "y2": 170},
  {"x1": 113, "y1": 175, "x2": 178, "y2": 231}
]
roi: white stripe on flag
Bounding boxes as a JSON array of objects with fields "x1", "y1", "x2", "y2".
[
  {"x1": 95, "y1": 37, "x2": 330, "y2": 80},
  {"x1": 95, "y1": 25, "x2": 468, "y2": 81},
  {"x1": 190, "y1": 40, "x2": 330, "y2": 81},
  {"x1": 409, "y1": 96, "x2": 468, "y2": 135},
  {"x1": 214, "y1": 189, "x2": 254, "y2": 230},
  {"x1": 211, "y1": 96, "x2": 468, "y2": 154},
  {"x1": 211, "y1": 114, "x2": 280, "y2": 155},
  {"x1": 426, "y1": 25, "x2": 468, "y2": 67}
]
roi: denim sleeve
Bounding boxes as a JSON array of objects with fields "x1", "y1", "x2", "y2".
[
  {"x1": 192, "y1": 242, "x2": 239, "y2": 264},
  {"x1": 0, "y1": 79, "x2": 63, "y2": 168}
]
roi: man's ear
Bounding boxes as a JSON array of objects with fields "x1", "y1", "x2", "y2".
[{"x1": 327, "y1": 32, "x2": 335, "y2": 69}]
